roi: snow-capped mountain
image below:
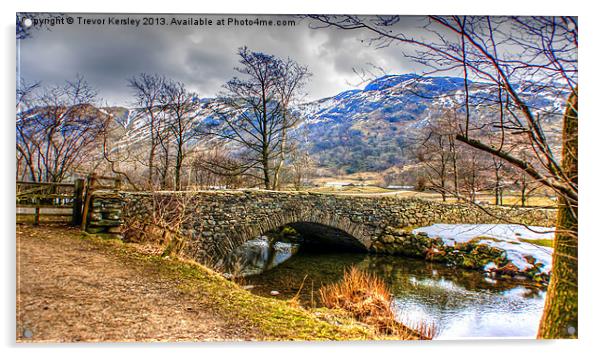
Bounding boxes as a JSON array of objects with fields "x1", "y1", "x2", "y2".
[
  {"x1": 94, "y1": 74, "x2": 568, "y2": 174},
  {"x1": 296, "y1": 74, "x2": 566, "y2": 173}
]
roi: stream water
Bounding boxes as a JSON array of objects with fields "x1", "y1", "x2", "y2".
[{"x1": 243, "y1": 250, "x2": 547, "y2": 339}]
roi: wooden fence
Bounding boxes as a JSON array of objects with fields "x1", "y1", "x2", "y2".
[
  {"x1": 16, "y1": 180, "x2": 84, "y2": 225},
  {"x1": 16, "y1": 174, "x2": 121, "y2": 226}
]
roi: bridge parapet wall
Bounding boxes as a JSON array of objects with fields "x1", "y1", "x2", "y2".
[{"x1": 109, "y1": 190, "x2": 555, "y2": 264}]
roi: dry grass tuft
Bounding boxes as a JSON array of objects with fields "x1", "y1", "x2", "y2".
[
  {"x1": 403, "y1": 318, "x2": 439, "y2": 340},
  {"x1": 319, "y1": 266, "x2": 437, "y2": 340}
]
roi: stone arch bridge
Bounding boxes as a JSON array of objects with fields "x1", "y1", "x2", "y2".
[{"x1": 86, "y1": 190, "x2": 554, "y2": 264}]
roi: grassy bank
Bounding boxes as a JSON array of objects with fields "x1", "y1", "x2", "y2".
[
  {"x1": 150, "y1": 253, "x2": 375, "y2": 340},
  {"x1": 77, "y1": 231, "x2": 391, "y2": 341}
]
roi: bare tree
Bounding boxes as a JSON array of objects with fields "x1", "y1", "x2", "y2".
[
  {"x1": 16, "y1": 75, "x2": 108, "y2": 182},
  {"x1": 491, "y1": 157, "x2": 503, "y2": 205},
  {"x1": 458, "y1": 151, "x2": 488, "y2": 203},
  {"x1": 16, "y1": 79, "x2": 39, "y2": 111},
  {"x1": 162, "y1": 80, "x2": 202, "y2": 190},
  {"x1": 208, "y1": 47, "x2": 309, "y2": 190},
  {"x1": 510, "y1": 149, "x2": 541, "y2": 207},
  {"x1": 271, "y1": 58, "x2": 311, "y2": 189},
  {"x1": 416, "y1": 131, "x2": 450, "y2": 201},
  {"x1": 414, "y1": 109, "x2": 463, "y2": 201},
  {"x1": 287, "y1": 142, "x2": 315, "y2": 190},
  {"x1": 16, "y1": 79, "x2": 40, "y2": 180},
  {"x1": 156, "y1": 125, "x2": 173, "y2": 190},
  {"x1": 100, "y1": 114, "x2": 142, "y2": 191},
  {"x1": 309, "y1": 15, "x2": 578, "y2": 338},
  {"x1": 127, "y1": 73, "x2": 168, "y2": 188}
]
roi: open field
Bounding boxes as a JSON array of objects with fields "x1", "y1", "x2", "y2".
[{"x1": 302, "y1": 186, "x2": 556, "y2": 207}]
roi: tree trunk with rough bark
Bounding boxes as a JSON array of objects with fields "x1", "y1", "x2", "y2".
[{"x1": 538, "y1": 89, "x2": 578, "y2": 339}]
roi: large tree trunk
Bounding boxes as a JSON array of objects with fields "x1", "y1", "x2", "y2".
[
  {"x1": 272, "y1": 128, "x2": 286, "y2": 191},
  {"x1": 175, "y1": 149, "x2": 182, "y2": 191},
  {"x1": 262, "y1": 146, "x2": 271, "y2": 190},
  {"x1": 449, "y1": 136, "x2": 460, "y2": 200},
  {"x1": 272, "y1": 111, "x2": 288, "y2": 191},
  {"x1": 538, "y1": 89, "x2": 578, "y2": 339},
  {"x1": 148, "y1": 130, "x2": 155, "y2": 188}
]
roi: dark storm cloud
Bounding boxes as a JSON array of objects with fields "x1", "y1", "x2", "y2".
[{"x1": 17, "y1": 13, "x2": 430, "y2": 106}]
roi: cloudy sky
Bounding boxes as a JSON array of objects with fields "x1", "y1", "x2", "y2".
[{"x1": 18, "y1": 14, "x2": 435, "y2": 106}]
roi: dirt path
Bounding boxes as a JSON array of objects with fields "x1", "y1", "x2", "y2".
[{"x1": 16, "y1": 225, "x2": 256, "y2": 342}]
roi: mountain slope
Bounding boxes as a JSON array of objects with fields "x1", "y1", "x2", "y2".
[
  {"x1": 99, "y1": 74, "x2": 566, "y2": 175},
  {"x1": 297, "y1": 74, "x2": 566, "y2": 174}
]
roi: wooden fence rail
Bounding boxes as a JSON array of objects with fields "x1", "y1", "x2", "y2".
[
  {"x1": 16, "y1": 173, "x2": 122, "y2": 226},
  {"x1": 17, "y1": 179, "x2": 84, "y2": 225}
]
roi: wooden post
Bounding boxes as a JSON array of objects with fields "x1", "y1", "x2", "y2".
[
  {"x1": 34, "y1": 206, "x2": 40, "y2": 226},
  {"x1": 89, "y1": 174, "x2": 97, "y2": 191},
  {"x1": 80, "y1": 174, "x2": 97, "y2": 230},
  {"x1": 72, "y1": 178, "x2": 84, "y2": 226}
]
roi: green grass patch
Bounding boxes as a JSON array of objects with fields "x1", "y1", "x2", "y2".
[
  {"x1": 468, "y1": 236, "x2": 505, "y2": 244},
  {"x1": 518, "y1": 238, "x2": 554, "y2": 248}
]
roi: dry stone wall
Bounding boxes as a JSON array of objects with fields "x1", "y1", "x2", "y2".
[{"x1": 84, "y1": 191, "x2": 124, "y2": 235}]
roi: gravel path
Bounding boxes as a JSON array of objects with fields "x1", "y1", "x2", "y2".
[{"x1": 16, "y1": 225, "x2": 255, "y2": 342}]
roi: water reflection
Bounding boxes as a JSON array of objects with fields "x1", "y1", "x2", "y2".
[
  {"x1": 227, "y1": 236, "x2": 300, "y2": 276},
  {"x1": 245, "y1": 252, "x2": 547, "y2": 339}
]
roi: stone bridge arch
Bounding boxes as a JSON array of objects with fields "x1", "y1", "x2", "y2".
[{"x1": 235, "y1": 207, "x2": 373, "y2": 252}]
